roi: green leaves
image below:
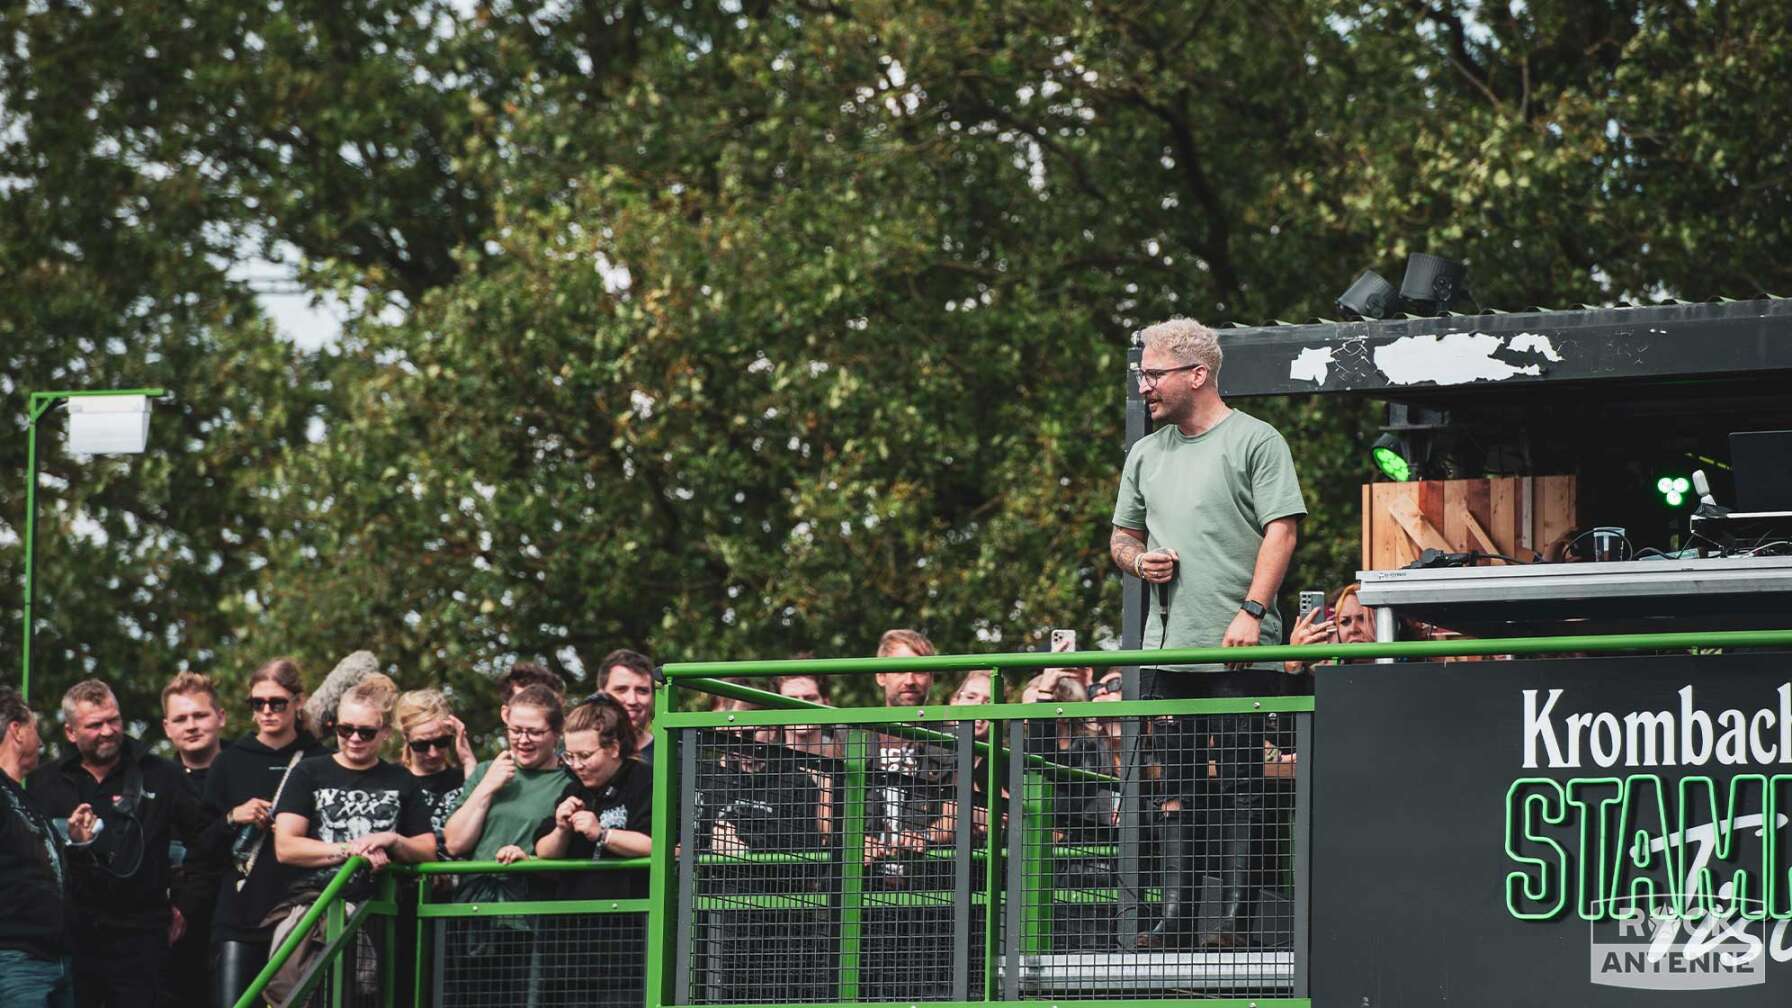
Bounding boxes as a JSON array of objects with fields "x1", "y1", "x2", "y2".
[{"x1": 7, "y1": 0, "x2": 1792, "y2": 729}]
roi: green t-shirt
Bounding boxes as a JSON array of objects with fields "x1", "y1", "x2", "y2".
[
  {"x1": 452, "y1": 759, "x2": 571, "y2": 861},
  {"x1": 1111, "y1": 409, "x2": 1307, "y2": 670}
]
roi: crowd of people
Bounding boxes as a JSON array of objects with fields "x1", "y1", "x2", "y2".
[
  {"x1": 2, "y1": 315, "x2": 1366, "y2": 1005},
  {"x1": 0, "y1": 648, "x2": 660, "y2": 1008}
]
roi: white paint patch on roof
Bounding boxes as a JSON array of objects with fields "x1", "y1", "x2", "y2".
[
  {"x1": 1373, "y1": 332, "x2": 1542, "y2": 385},
  {"x1": 1507, "y1": 332, "x2": 1564, "y2": 362},
  {"x1": 1288, "y1": 346, "x2": 1335, "y2": 384}
]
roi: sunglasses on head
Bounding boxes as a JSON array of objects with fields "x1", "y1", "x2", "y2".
[
  {"x1": 335, "y1": 723, "x2": 381, "y2": 742},
  {"x1": 249, "y1": 697, "x2": 291, "y2": 712},
  {"x1": 407, "y1": 735, "x2": 454, "y2": 754}
]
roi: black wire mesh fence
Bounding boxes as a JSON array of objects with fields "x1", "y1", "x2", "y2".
[
  {"x1": 429, "y1": 908, "x2": 648, "y2": 1008},
  {"x1": 673, "y1": 706, "x2": 1308, "y2": 1004}
]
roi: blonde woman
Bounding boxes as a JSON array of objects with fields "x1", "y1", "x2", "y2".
[{"x1": 395, "y1": 689, "x2": 477, "y2": 854}]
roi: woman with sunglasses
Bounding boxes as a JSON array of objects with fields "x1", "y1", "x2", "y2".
[
  {"x1": 272, "y1": 680, "x2": 435, "y2": 876},
  {"x1": 395, "y1": 689, "x2": 478, "y2": 857},
  {"x1": 201, "y1": 657, "x2": 329, "y2": 1008}
]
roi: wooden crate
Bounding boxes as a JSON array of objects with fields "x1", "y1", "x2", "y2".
[{"x1": 1361, "y1": 475, "x2": 1576, "y2": 571}]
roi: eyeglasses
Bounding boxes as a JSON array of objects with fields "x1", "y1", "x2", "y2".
[
  {"x1": 407, "y1": 735, "x2": 454, "y2": 754},
  {"x1": 563, "y1": 749, "x2": 601, "y2": 765},
  {"x1": 507, "y1": 726, "x2": 551, "y2": 741},
  {"x1": 249, "y1": 697, "x2": 291, "y2": 713},
  {"x1": 336, "y1": 723, "x2": 381, "y2": 742},
  {"x1": 1132, "y1": 363, "x2": 1202, "y2": 389}
]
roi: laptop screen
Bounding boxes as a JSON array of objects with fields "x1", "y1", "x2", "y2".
[{"x1": 1730, "y1": 430, "x2": 1792, "y2": 511}]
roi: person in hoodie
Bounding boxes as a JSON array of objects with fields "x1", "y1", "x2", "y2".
[
  {"x1": 25, "y1": 679, "x2": 210, "y2": 1008},
  {"x1": 200, "y1": 658, "x2": 327, "y2": 1008},
  {"x1": 159, "y1": 672, "x2": 227, "y2": 1007},
  {"x1": 1, "y1": 687, "x2": 99, "y2": 1008}
]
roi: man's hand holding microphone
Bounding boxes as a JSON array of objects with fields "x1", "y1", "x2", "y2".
[{"x1": 1133, "y1": 547, "x2": 1179, "y2": 584}]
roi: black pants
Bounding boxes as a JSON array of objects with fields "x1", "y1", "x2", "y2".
[
  {"x1": 164, "y1": 909, "x2": 212, "y2": 1007},
  {"x1": 1141, "y1": 667, "x2": 1292, "y2": 806},
  {"x1": 72, "y1": 923, "x2": 165, "y2": 1008},
  {"x1": 1140, "y1": 668, "x2": 1293, "y2": 942}
]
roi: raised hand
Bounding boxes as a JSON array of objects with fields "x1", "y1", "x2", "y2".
[{"x1": 481, "y1": 750, "x2": 517, "y2": 793}]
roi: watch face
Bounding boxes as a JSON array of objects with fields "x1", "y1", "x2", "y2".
[{"x1": 1242, "y1": 601, "x2": 1266, "y2": 618}]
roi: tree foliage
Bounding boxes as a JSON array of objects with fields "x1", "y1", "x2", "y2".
[{"x1": 5, "y1": 1, "x2": 1790, "y2": 726}]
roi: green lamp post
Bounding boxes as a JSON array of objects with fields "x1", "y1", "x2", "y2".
[{"x1": 20, "y1": 388, "x2": 166, "y2": 701}]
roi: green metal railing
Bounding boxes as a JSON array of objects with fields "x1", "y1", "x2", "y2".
[
  {"x1": 647, "y1": 631, "x2": 1792, "y2": 1008},
  {"x1": 234, "y1": 856, "x2": 372, "y2": 1008},
  {"x1": 234, "y1": 857, "x2": 650, "y2": 1008},
  {"x1": 228, "y1": 631, "x2": 1792, "y2": 1008}
]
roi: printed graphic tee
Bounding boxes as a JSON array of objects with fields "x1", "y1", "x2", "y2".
[
  {"x1": 275, "y1": 755, "x2": 431, "y2": 891},
  {"x1": 534, "y1": 760, "x2": 652, "y2": 900},
  {"x1": 412, "y1": 767, "x2": 465, "y2": 858}
]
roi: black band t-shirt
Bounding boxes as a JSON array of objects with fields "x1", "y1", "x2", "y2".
[
  {"x1": 274, "y1": 755, "x2": 430, "y2": 893},
  {"x1": 532, "y1": 759, "x2": 651, "y2": 900}
]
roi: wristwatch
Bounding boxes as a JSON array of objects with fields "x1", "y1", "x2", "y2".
[{"x1": 1239, "y1": 599, "x2": 1267, "y2": 619}]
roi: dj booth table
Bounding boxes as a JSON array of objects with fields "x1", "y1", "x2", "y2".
[{"x1": 1357, "y1": 553, "x2": 1792, "y2": 646}]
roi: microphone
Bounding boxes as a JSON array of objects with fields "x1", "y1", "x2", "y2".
[
  {"x1": 303, "y1": 651, "x2": 381, "y2": 738},
  {"x1": 1691, "y1": 469, "x2": 1730, "y2": 518}
]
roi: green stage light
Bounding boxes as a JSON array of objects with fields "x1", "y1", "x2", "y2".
[
  {"x1": 1371, "y1": 432, "x2": 1413, "y2": 482},
  {"x1": 1656, "y1": 475, "x2": 1691, "y2": 508}
]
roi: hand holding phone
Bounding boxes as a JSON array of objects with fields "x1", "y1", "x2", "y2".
[{"x1": 1298, "y1": 590, "x2": 1327, "y2": 624}]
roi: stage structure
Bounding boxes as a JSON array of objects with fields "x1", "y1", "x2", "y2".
[{"x1": 240, "y1": 298, "x2": 1792, "y2": 1008}]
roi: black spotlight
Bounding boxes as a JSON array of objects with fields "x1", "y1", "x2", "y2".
[
  {"x1": 1399, "y1": 253, "x2": 1472, "y2": 313},
  {"x1": 1336, "y1": 270, "x2": 1398, "y2": 320}
]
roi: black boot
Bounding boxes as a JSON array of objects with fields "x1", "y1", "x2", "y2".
[
  {"x1": 1201, "y1": 819, "x2": 1257, "y2": 949},
  {"x1": 215, "y1": 940, "x2": 264, "y2": 1008},
  {"x1": 1136, "y1": 813, "x2": 1196, "y2": 950}
]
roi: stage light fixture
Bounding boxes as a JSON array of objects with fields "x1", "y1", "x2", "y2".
[
  {"x1": 1399, "y1": 253, "x2": 1472, "y2": 314},
  {"x1": 1655, "y1": 475, "x2": 1691, "y2": 508},
  {"x1": 1371, "y1": 432, "x2": 1413, "y2": 482},
  {"x1": 1337, "y1": 270, "x2": 1398, "y2": 320}
]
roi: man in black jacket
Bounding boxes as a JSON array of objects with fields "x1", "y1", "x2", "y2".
[
  {"x1": 1, "y1": 686, "x2": 99, "y2": 1008},
  {"x1": 161, "y1": 673, "x2": 228, "y2": 1008},
  {"x1": 25, "y1": 679, "x2": 210, "y2": 1008}
]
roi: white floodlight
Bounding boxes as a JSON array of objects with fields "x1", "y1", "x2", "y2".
[{"x1": 66, "y1": 395, "x2": 152, "y2": 454}]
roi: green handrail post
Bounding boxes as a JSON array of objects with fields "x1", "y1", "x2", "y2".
[
  {"x1": 326, "y1": 885, "x2": 346, "y2": 1008},
  {"x1": 837, "y1": 729, "x2": 869, "y2": 1001},
  {"x1": 233, "y1": 856, "x2": 367, "y2": 1008},
  {"x1": 1022, "y1": 769, "x2": 1053, "y2": 956},
  {"x1": 412, "y1": 866, "x2": 428, "y2": 1008},
  {"x1": 982, "y1": 707, "x2": 1004, "y2": 1001},
  {"x1": 379, "y1": 870, "x2": 398, "y2": 1008},
  {"x1": 18, "y1": 387, "x2": 167, "y2": 702},
  {"x1": 645, "y1": 679, "x2": 677, "y2": 1008}
]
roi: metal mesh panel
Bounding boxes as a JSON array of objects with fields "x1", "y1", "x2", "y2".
[
  {"x1": 683, "y1": 723, "x2": 988, "y2": 1004},
  {"x1": 431, "y1": 909, "x2": 648, "y2": 1007},
  {"x1": 674, "y1": 705, "x2": 1306, "y2": 1004},
  {"x1": 1012, "y1": 711, "x2": 1301, "y2": 999}
]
